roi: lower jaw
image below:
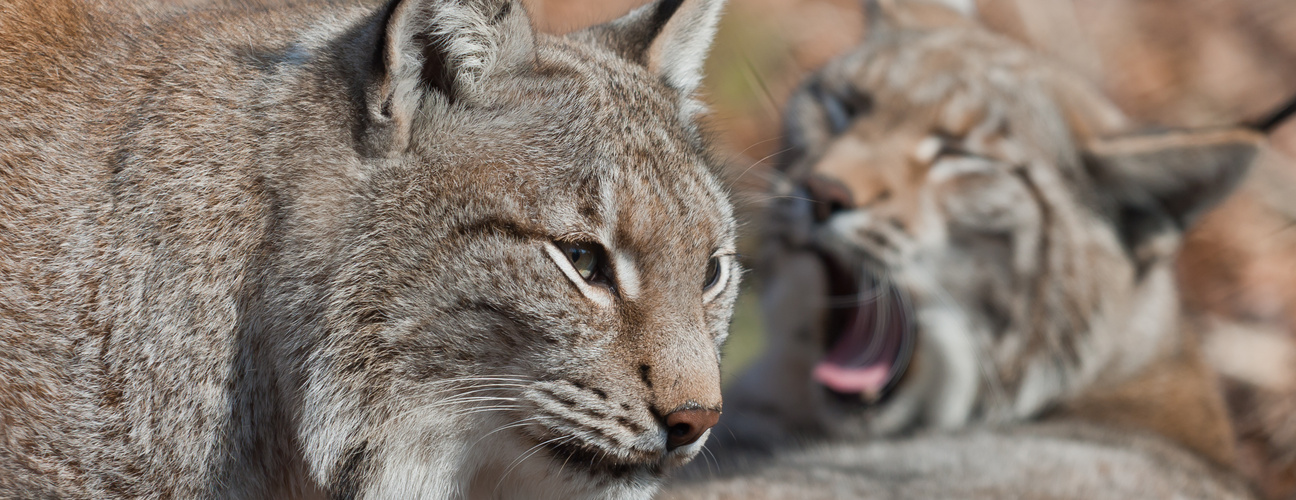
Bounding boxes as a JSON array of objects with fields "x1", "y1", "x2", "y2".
[{"x1": 543, "y1": 440, "x2": 665, "y2": 480}]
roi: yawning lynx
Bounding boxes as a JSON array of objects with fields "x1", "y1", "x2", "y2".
[
  {"x1": 696, "y1": 0, "x2": 1261, "y2": 494},
  {"x1": 0, "y1": 0, "x2": 739, "y2": 498}
]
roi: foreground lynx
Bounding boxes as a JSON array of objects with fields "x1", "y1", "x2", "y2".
[
  {"x1": 0, "y1": 0, "x2": 739, "y2": 498},
  {"x1": 676, "y1": 0, "x2": 1262, "y2": 496}
]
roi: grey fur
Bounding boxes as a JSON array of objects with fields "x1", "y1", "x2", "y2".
[
  {"x1": 664, "y1": 423, "x2": 1255, "y2": 499},
  {"x1": 0, "y1": 0, "x2": 735, "y2": 498}
]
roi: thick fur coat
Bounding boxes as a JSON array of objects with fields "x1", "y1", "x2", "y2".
[{"x1": 0, "y1": 0, "x2": 739, "y2": 498}]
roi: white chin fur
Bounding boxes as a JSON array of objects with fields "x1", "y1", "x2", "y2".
[{"x1": 349, "y1": 406, "x2": 671, "y2": 500}]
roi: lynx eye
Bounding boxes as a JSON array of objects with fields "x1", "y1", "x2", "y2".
[
  {"x1": 815, "y1": 83, "x2": 874, "y2": 135},
  {"x1": 702, "y1": 254, "x2": 733, "y2": 303},
  {"x1": 703, "y1": 257, "x2": 722, "y2": 290},
  {"x1": 545, "y1": 240, "x2": 618, "y2": 306},
  {"x1": 822, "y1": 95, "x2": 853, "y2": 134},
  {"x1": 566, "y1": 245, "x2": 597, "y2": 280},
  {"x1": 935, "y1": 143, "x2": 980, "y2": 160},
  {"x1": 552, "y1": 241, "x2": 615, "y2": 292}
]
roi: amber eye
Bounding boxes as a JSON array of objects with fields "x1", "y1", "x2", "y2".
[{"x1": 703, "y1": 256, "x2": 722, "y2": 291}]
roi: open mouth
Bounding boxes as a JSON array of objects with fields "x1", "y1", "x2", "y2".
[{"x1": 812, "y1": 253, "x2": 916, "y2": 405}]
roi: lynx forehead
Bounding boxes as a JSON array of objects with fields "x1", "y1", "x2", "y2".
[{"x1": 0, "y1": 0, "x2": 736, "y2": 498}]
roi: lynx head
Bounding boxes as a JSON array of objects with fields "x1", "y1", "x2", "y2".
[
  {"x1": 291, "y1": 0, "x2": 738, "y2": 497},
  {"x1": 726, "y1": 0, "x2": 1260, "y2": 443}
]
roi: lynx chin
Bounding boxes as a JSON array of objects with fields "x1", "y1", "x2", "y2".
[{"x1": 0, "y1": 0, "x2": 738, "y2": 498}]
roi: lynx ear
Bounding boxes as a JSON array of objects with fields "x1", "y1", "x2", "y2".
[
  {"x1": 371, "y1": 0, "x2": 534, "y2": 148},
  {"x1": 576, "y1": 0, "x2": 725, "y2": 104},
  {"x1": 1084, "y1": 128, "x2": 1261, "y2": 257}
]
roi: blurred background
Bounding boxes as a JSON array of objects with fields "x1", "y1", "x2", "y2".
[{"x1": 524, "y1": 0, "x2": 1296, "y2": 496}]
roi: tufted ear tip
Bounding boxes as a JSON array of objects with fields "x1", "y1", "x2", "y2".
[
  {"x1": 574, "y1": 0, "x2": 726, "y2": 110},
  {"x1": 643, "y1": 0, "x2": 726, "y2": 97},
  {"x1": 366, "y1": 0, "x2": 534, "y2": 153}
]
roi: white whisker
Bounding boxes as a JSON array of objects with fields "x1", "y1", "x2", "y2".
[{"x1": 493, "y1": 434, "x2": 576, "y2": 496}]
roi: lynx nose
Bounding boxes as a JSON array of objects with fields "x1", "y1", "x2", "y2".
[
  {"x1": 663, "y1": 407, "x2": 721, "y2": 451},
  {"x1": 805, "y1": 173, "x2": 855, "y2": 222}
]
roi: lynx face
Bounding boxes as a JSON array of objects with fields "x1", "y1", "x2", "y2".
[
  {"x1": 335, "y1": 32, "x2": 743, "y2": 497},
  {"x1": 341, "y1": 52, "x2": 740, "y2": 500},
  {"x1": 723, "y1": 3, "x2": 1260, "y2": 444},
  {"x1": 0, "y1": 0, "x2": 735, "y2": 498}
]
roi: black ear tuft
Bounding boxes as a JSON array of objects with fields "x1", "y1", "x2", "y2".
[
  {"x1": 649, "y1": 0, "x2": 688, "y2": 33},
  {"x1": 571, "y1": 0, "x2": 724, "y2": 101},
  {"x1": 363, "y1": 0, "x2": 534, "y2": 153}
]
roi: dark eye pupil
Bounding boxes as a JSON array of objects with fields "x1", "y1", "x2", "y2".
[
  {"x1": 554, "y1": 241, "x2": 617, "y2": 293},
  {"x1": 817, "y1": 85, "x2": 873, "y2": 135},
  {"x1": 566, "y1": 246, "x2": 597, "y2": 280},
  {"x1": 823, "y1": 96, "x2": 852, "y2": 134},
  {"x1": 703, "y1": 257, "x2": 721, "y2": 290}
]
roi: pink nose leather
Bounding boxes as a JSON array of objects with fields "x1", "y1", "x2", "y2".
[{"x1": 663, "y1": 408, "x2": 721, "y2": 450}]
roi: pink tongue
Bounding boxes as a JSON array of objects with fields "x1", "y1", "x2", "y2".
[
  {"x1": 814, "y1": 297, "x2": 897, "y2": 396},
  {"x1": 813, "y1": 362, "x2": 891, "y2": 395}
]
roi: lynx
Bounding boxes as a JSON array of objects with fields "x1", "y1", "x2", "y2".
[
  {"x1": 0, "y1": 0, "x2": 740, "y2": 498},
  {"x1": 690, "y1": 0, "x2": 1261, "y2": 493}
]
